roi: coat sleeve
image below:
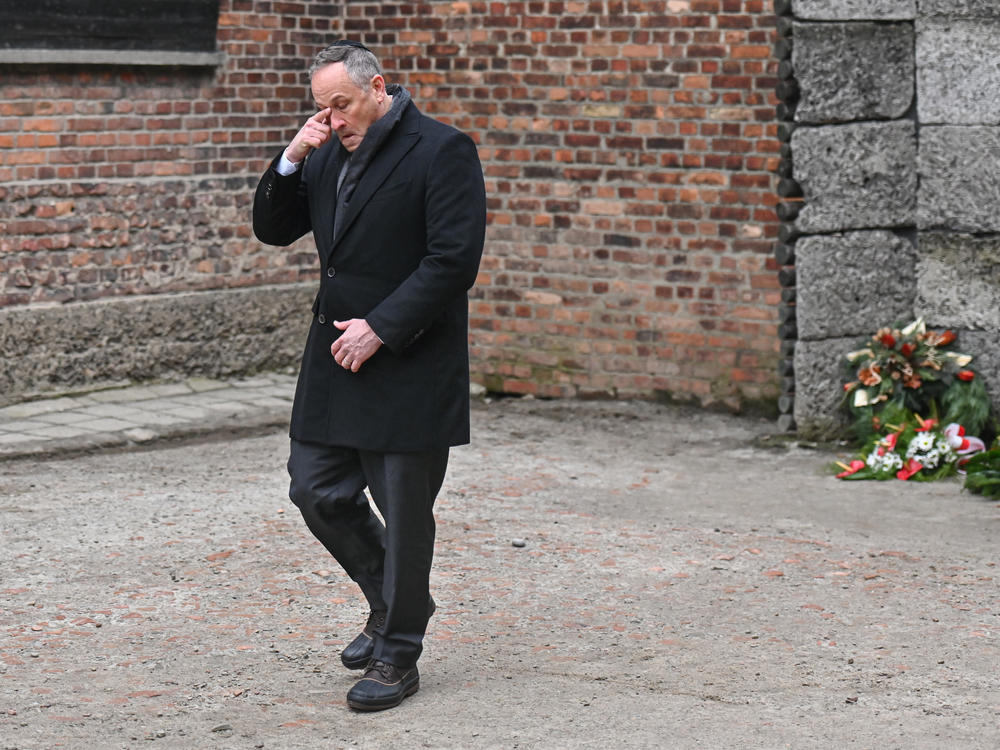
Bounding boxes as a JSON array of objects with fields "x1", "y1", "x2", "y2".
[
  {"x1": 252, "y1": 151, "x2": 313, "y2": 247},
  {"x1": 364, "y1": 132, "x2": 487, "y2": 353}
]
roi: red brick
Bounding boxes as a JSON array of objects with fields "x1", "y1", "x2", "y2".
[{"x1": 0, "y1": 0, "x2": 780, "y2": 413}]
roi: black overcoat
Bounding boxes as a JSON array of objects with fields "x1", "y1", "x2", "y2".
[{"x1": 252, "y1": 101, "x2": 487, "y2": 452}]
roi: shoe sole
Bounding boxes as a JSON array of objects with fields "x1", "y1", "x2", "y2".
[{"x1": 347, "y1": 682, "x2": 419, "y2": 712}]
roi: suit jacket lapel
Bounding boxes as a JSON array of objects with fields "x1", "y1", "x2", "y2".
[{"x1": 331, "y1": 121, "x2": 421, "y2": 249}]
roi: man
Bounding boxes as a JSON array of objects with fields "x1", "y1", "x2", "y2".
[{"x1": 252, "y1": 40, "x2": 486, "y2": 711}]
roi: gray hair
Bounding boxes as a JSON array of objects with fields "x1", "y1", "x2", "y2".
[{"x1": 308, "y1": 43, "x2": 381, "y2": 89}]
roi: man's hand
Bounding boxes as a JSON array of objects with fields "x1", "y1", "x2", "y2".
[
  {"x1": 330, "y1": 319, "x2": 383, "y2": 373},
  {"x1": 284, "y1": 108, "x2": 333, "y2": 164}
]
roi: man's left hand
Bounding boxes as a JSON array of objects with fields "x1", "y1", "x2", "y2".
[{"x1": 330, "y1": 319, "x2": 383, "y2": 373}]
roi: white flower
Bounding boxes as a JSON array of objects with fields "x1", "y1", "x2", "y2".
[
  {"x1": 868, "y1": 448, "x2": 903, "y2": 472},
  {"x1": 908, "y1": 433, "x2": 935, "y2": 454},
  {"x1": 906, "y1": 431, "x2": 958, "y2": 471}
]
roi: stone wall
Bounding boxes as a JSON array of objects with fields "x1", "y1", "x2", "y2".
[
  {"x1": 776, "y1": 0, "x2": 1000, "y2": 437},
  {"x1": 0, "y1": 284, "x2": 313, "y2": 404},
  {"x1": 0, "y1": 1, "x2": 783, "y2": 410}
]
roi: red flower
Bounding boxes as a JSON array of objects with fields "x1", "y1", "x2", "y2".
[
  {"x1": 881, "y1": 432, "x2": 899, "y2": 453},
  {"x1": 900, "y1": 342, "x2": 916, "y2": 357},
  {"x1": 858, "y1": 364, "x2": 882, "y2": 386},
  {"x1": 957, "y1": 370, "x2": 975, "y2": 382},
  {"x1": 896, "y1": 458, "x2": 923, "y2": 481},
  {"x1": 836, "y1": 460, "x2": 865, "y2": 479},
  {"x1": 924, "y1": 330, "x2": 956, "y2": 347},
  {"x1": 873, "y1": 327, "x2": 898, "y2": 349}
]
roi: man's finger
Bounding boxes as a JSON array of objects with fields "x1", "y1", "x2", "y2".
[{"x1": 310, "y1": 107, "x2": 331, "y2": 124}]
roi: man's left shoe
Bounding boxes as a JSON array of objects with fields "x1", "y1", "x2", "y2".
[
  {"x1": 346, "y1": 659, "x2": 419, "y2": 711},
  {"x1": 340, "y1": 597, "x2": 437, "y2": 671},
  {"x1": 341, "y1": 609, "x2": 386, "y2": 670}
]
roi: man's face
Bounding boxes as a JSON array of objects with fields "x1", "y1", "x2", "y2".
[{"x1": 311, "y1": 62, "x2": 385, "y2": 153}]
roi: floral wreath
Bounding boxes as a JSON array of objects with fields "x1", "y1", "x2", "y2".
[
  {"x1": 835, "y1": 318, "x2": 998, "y2": 489},
  {"x1": 836, "y1": 416, "x2": 984, "y2": 482}
]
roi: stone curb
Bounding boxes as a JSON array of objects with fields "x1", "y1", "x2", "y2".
[
  {"x1": 0, "y1": 408, "x2": 292, "y2": 463},
  {"x1": 0, "y1": 376, "x2": 490, "y2": 463},
  {"x1": 0, "y1": 374, "x2": 297, "y2": 463}
]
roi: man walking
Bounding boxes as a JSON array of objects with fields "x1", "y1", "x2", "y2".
[{"x1": 252, "y1": 40, "x2": 486, "y2": 711}]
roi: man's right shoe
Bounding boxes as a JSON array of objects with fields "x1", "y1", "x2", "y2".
[
  {"x1": 346, "y1": 659, "x2": 419, "y2": 711},
  {"x1": 340, "y1": 597, "x2": 437, "y2": 670}
]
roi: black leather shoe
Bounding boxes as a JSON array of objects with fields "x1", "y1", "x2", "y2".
[
  {"x1": 340, "y1": 609, "x2": 385, "y2": 670},
  {"x1": 340, "y1": 597, "x2": 437, "y2": 670},
  {"x1": 346, "y1": 659, "x2": 419, "y2": 711}
]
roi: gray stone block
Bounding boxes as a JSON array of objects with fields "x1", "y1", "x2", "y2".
[
  {"x1": 918, "y1": 126, "x2": 1000, "y2": 232},
  {"x1": 792, "y1": 0, "x2": 915, "y2": 20},
  {"x1": 791, "y1": 121, "x2": 917, "y2": 233},
  {"x1": 919, "y1": 1, "x2": 1000, "y2": 18},
  {"x1": 792, "y1": 22, "x2": 914, "y2": 124},
  {"x1": 0, "y1": 284, "x2": 314, "y2": 406},
  {"x1": 792, "y1": 337, "x2": 856, "y2": 440},
  {"x1": 796, "y1": 231, "x2": 916, "y2": 340},
  {"x1": 917, "y1": 19, "x2": 1000, "y2": 124},
  {"x1": 916, "y1": 232, "x2": 1000, "y2": 331}
]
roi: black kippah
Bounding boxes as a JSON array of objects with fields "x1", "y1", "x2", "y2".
[{"x1": 329, "y1": 39, "x2": 374, "y2": 54}]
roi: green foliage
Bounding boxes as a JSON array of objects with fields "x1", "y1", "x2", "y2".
[
  {"x1": 963, "y1": 448, "x2": 1000, "y2": 498},
  {"x1": 941, "y1": 376, "x2": 992, "y2": 439},
  {"x1": 845, "y1": 399, "x2": 915, "y2": 444}
]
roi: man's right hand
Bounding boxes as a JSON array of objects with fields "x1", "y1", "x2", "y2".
[{"x1": 284, "y1": 108, "x2": 333, "y2": 165}]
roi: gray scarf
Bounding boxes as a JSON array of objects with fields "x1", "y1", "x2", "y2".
[{"x1": 337, "y1": 84, "x2": 411, "y2": 206}]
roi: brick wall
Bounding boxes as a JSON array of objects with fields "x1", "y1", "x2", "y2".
[
  {"x1": 0, "y1": 1, "x2": 781, "y2": 411},
  {"x1": 0, "y1": 2, "x2": 325, "y2": 305}
]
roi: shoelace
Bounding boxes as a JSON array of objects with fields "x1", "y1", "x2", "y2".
[
  {"x1": 364, "y1": 610, "x2": 387, "y2": 636},
  {"x1": 364, "y1": 659, "x2": 396, "y2": 681}
]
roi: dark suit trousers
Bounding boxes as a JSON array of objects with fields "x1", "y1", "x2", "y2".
[{"x1": 287, "y1": 439, "x2": 448, "y2": 668}]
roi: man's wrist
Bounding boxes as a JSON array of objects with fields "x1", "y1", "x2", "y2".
[
  {"x1": 364, "y1": 318, "x2": 385, "y2": 346},
  {"x1": 276, "y1": 149, "x2": 303, "y2": 176}
]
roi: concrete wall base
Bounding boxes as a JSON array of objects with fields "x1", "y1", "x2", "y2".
[{"x1": 0, "y1": 284, "x2": 314, "y2": 406}]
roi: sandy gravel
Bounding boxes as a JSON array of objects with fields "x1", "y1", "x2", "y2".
[{"x1": 1, "y1": 399, "x2": 998, "y2": 748}]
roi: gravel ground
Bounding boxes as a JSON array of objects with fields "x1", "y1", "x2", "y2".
[{"x1": 1, "y1": 398, "x2": 998, "y2": 749}]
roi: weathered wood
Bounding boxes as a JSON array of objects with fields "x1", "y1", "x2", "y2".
[{"x1": 0, "y1": 0, "x2": 220, "y2": 52}]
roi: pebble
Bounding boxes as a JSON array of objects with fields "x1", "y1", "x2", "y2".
[
  {"x1": 123, "y1": 428, "x2": 158, "y2": 443},
  {"x1": 511, "y1": 538, "x2": 526, "y2": 547}
]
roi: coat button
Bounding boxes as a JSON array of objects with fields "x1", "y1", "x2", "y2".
[
  {"x1": 327, "y1": 267, "x2": 336, "y2": 277},
  {"x1": 318, "y1": 314, "x2": 326, "y2": 324}
]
